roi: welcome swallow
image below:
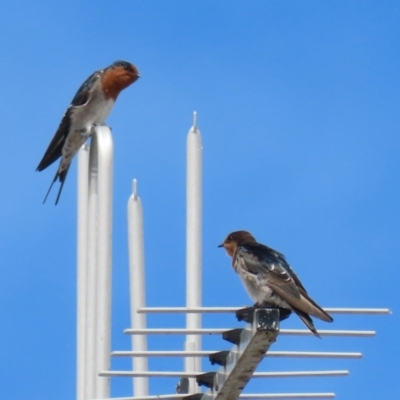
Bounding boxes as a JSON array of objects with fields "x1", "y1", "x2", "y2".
[
  {"x1": 36, "y1": 60, "x2": 139, "y2": 204},
  {"x1": 219, "y1": 230, "x2": 333, "y2": 337}
]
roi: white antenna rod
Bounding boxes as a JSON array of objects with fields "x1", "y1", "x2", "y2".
[
  {"x1": 77, "y1": 126, "x2": 113, "y2": 400},
  {"x1": 93, "y1": 394, "x2": 336, "y2": 400},
  {"x1": 99, "y1": 370, "x2": 349, "y2": 378},
  {"x1": 128, "y1": 179, "x2": 149, "y2": 396},
  {"x1": 85, "y1": 131, "x2": 100, "y2": 400},
  {"x1": 185, "y1": 111, "x2": 202, "y2": 393},
  {"x1": 137, "y1": 307, "x2": 391, "y2": 315},
  {"x1": 95, "y1": 127, "x2": 114, "y2": 398},
  {"x1": 123, "y1": 328, "x2": 376, "y2": 337},
  {"x1": 111, "y1": 350, "x2": 362, "y2": 359},
  {"x1": 77, "y1": 143, "x2": 89, "y2": 400}
]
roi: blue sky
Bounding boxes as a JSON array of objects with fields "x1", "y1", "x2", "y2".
[{"x1": 0, "y1": 1, "x2": 399, "y2": 399}]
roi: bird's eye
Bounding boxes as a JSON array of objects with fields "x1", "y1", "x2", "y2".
[{"x1": 228, "y1": 236, "x2": 233, "y2": 241}]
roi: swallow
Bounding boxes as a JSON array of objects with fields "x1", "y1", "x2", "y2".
[
  {"x1": 37, "y1": 60, "x2": 140, "y2": 204},
  {"x1": 219, "y1": 230, "x2": 333, "y2": 337}
]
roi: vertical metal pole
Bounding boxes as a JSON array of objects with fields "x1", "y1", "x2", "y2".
[
  {"x1": 128, "y1": 179, "x2": 149, "y2": 396},
  {"x1": 85, "y1": 131, "x2": 99, "y2": 400},
  {"x1": 77, "y1": 144, "x2": 89, "y2": 400},
  {"x1": 79, "y1": 127, "x2": 113, "y2": 399},
  {"x1": 95, "y1": 126, "x2": 113, "y2": 398},
  {"x1": 185, "y1": 112, "x2": 202, "y2": 393}
]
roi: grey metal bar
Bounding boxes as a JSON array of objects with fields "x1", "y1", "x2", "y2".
[
  {"x1": 98, "y1": 370, "x2": 348, "y2": 378},
  {"x1": 111, "y1": 350, "x2": 362, "y2": 359},
  {"x1": 93, "y1": 393, "x2": 336, "y2": 400},
  {"x1": 123, "y1": 328, "x2": 375, "y2": 337},
  {"x1": 137, "y1": 307, "x2": 390, "y2": 315},
  {"x1": 239, "y1": 395, "x2": 336, "y2": 399}
]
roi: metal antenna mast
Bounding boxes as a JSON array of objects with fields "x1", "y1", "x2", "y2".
[{"x1": 76, "y1": 117, "x2": 391, "y2": 400}]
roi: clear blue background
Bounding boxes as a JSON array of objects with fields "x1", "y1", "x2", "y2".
[{"x1": 0, "y1": 1, "x2": 398, "y2": 399}]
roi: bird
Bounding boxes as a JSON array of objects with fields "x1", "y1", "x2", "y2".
[
  {"x1": 36, "y1": 60, "x2": 140, "y2": 205},
  {"x1": 218, "y1": 230, "x2": 333, "y2": 337}
]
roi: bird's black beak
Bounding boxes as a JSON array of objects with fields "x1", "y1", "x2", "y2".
[{"x1": 217, "y1": 243, "x2": 224, "y2": 248}]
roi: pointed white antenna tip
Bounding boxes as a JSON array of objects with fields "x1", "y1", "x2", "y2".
[
  {"x1": 193, "y1": 111, "x2": 197, "y2": 130},
  {"x1": 132, "y1": 179, "x2": 138, "y2": 199}
]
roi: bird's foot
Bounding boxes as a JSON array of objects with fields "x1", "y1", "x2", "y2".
[
  {"x1": 90, "y1": 122, "x2": 112, "y2": 132},
  {"x1": 253, "y1": 303, "x2": 292, "y2": 322},
  {"x1": 78, "y1": 126, "x2": 93, "y2": 137},
  {"x1": 277, "y1": 307, "x2": 292, "y2": 321}
]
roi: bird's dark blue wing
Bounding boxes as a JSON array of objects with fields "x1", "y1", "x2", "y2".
[
  {"x1": 237, "y1": 243, "x2": 300, "y2": 299},
  {"x1": 71, "y1": 70, "x2": 102, "y2": 106},
  {"x1": 238, "y1": 243, "x2": 292, "y2": 279},
  {"x1": 36, "y1": 70, "x2": 102, "y2": 171},
  {"x1": 241, "y1": 243, "x2": 309, "y2": 293},
  {"x1": 237, "y1": 242, "x2": 333, "y2": 324},
  {"x1": 36, "y1": 109, "x2": 71, "y2": 171}
]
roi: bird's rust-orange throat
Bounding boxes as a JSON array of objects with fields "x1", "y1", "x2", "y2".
[{"x1": 102, "y1": 67, "x2": 138, "y2": 100}]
